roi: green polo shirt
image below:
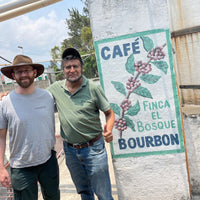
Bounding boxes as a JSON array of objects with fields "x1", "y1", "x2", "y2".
[{"x1": 47, "y1": 76, "x2": 110, "y2": 143}]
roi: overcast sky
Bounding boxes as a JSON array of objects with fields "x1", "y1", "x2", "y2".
[{"x1": 0, "y1": 0, "x2": 84, "y2": 66}]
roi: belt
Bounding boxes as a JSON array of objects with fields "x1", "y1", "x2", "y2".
[{"x1": 65, "y1": 133, "x2": 102, "y2": 149}]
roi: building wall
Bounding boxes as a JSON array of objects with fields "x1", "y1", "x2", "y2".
[
  {"x1": 171, "y1": 33, "x2": 200, "y2": 105},
  {"x1": 167, "y1": 0, "x2": 200, "y2": 32},
  {"x1": 168, "y1": 0, "x2": 200, "y2": 105}
]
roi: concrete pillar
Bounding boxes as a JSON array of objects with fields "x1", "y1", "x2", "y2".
[
  {"x1": 88, "y1": 0, "x2": 190, "y2": 199},
  {"x1": 183, "y1": 112, "x2": 200, "y2": 196}
]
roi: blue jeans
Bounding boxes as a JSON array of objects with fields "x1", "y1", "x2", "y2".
[{"x1": 63, "y1": 136, "x2": 113, "y2": 200}]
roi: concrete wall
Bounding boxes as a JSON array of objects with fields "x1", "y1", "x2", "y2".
[{"x1": 183, "y1": 113, "x2": 200, "y2": 196}]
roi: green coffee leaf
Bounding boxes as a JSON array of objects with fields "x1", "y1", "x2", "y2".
[
  {"x1": 110, "y1": 103, "x2": 121, "y2": 116},
  {"x1": 124, "y1": 116, "x2": 136, "y2": 131},
  {"x1": 133, "y1": 86, "x2": 153, "y2": 99},
  {"x1": 152, "y1": 61, "x2": 168, "y2": 74},
  {"x1": 141, "y1": 36, "x2": 154, "y2": 52},
  {"x1": 111, "y1": 81, "x2": 127, "y2": 96},
  {"x1": 140, "y1": 74, "x2": 161, "y2": 84},
  {"x1": 126, "y1": 100, "x2": 140, "y2": 116},
  {"x1": 125, "y1": 54, "x2": 135, "y2": 76}
]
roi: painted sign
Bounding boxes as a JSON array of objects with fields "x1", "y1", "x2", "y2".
[{"x1": 94, "y1": 29, "x2": 185, "y2": 158}]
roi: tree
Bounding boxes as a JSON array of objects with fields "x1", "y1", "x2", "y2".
[
  {"x1": 49, "y1": 47, "x2": 63, "y2": 80},
  {"x1": 83, "y1": 53, "x2": 98, "y2": 78},
  {"x1": 81, "y1": 26, "x2": 93, "y2": 51},
  {"x1": 66, "y1": 8, "x2": 90, "y2": 49},
  {"x1": 51, "y1": 0, "x2": 98, "y2": 79},
  {"x1": 51, "y1": 46, "x2": 61, "y2": 60}
]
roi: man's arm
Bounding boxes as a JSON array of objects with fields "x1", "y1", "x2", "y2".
[
  {"x1": 103, "y1": 108, "x2": 115, "y2": 143},
  {"x1": 0, "y1": 128, "x2": 11, "y2": 188}
]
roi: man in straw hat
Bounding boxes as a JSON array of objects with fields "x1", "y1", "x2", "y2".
[
  {"x1": 0, "y1": 55, "x2": 60, "y2": 200},
  {"x1": 47, "y1": 48, "x2": 114, "y2": 200},
  {"x1": 0, "y1": 48, "x2": 114, "y2": 200}
]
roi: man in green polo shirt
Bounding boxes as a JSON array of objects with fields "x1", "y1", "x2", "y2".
[{"x1": 47, "y1": 48, "x2": 115, "y2": 200}]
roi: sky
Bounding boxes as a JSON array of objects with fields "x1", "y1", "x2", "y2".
[{"x1": 0, "y1": 0, "x2": 84, "y2": 67}]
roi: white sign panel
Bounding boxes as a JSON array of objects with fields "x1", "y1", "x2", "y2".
[{"x1": 94, "y1": 29, "x2": 185, "y2": 158}]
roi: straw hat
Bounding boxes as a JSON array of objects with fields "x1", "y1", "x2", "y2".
[{"x1": 1, "y1": 55, "x2": 44, "y2": 80}]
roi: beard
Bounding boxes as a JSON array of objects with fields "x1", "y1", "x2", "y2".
[
  {"x1": 15, "y1": 76, "x2": 35, "y2": 88},
  {"x1": 66, "y1": 74, "x2": 82, "y2": 83}
]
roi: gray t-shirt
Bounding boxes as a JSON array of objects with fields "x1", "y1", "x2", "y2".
[{"x1": 0, "y1": 88, "x2": 55, "y2": 168}]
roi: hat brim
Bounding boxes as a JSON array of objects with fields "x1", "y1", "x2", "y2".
[{"x1": 1, "y1": 63, "x2": 44, "y2": 80}]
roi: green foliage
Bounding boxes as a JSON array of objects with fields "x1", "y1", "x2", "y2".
[
  {"x1": 50, "y1": 0, "x2": 98, "y2": 79},
  {"x1": 81, "y1": 27, "x2": 93, "y2": 50},
  {"x1": 51, "y1": 61, "x2": 63, "y2": 81},
  {"x1": 66, "y1": 8, "x2": 90, "y2": 49},
  {"x1": 82, "y1": 53, "x2": 98, "y2": 78},
  {"x1": 51, "y1": 46, "x2": 62, "y2": 60}
]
